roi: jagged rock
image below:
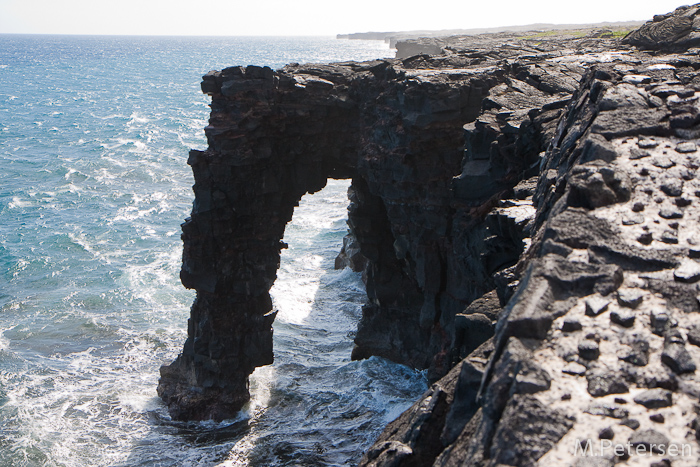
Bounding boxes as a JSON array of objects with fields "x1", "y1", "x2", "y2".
[
  {"x1": 334, "y1": 232, "x2": 368, "y2": 272},
  {"x1": 651, "y1": 310, "x2": 671, "y2": 336},
  {"x1": 579, "y1": 339, "x2": 601, "y2": 360},
  {"x1": 441, "y1": 341, "x2": 492, "y2": 445},
  {"x1": 610, "y1": 309, "x2": 636, "y2": 328},
  {"x1": 586, "y1": 403, "x2": 629, "y2": 419},
  {"x1": 585, "y1": 296, "x2": 610, "y2": 316},
  {"x1": 362, "y1": 441, "x2": 413, "y2": 466},
  {"x1": 688, "y1": 324, "x2": 700, "y2": 347},
  {"x1": 621, "y1": 339, "x2": 650, "y2": 367},
  {"x1": 562, "y1": 320, "x2": 583, "y2": 333},
  {"x1": 624, "y1": 5, "x2": 700, "y2": 51},
  {"x1": 627, "y1": 429, "x2": 671, "y2": 454},
  {"x1": 634, "y1": 388, "x2": 673, "y2": 409},
  {"x1": 645, "y1": 279, "x2": 700, "y2": 313},
  {"x1": 515, "y1": 360, "x2": 552, "y2": 394},
  {"x1": 563, "y1": 361, "x2": 587, "y2": 376},
  {"x1": 488, "y1": 395, "x2": 574, "y2": 466},
  {"x1": 662, "y1": 330, "x2": 696, "y2": 374},
  {"x1": 674, "y1": 259, "x2": 700, "y2": 283},
  {"x1": 617, "y1": 288, "x2": 644, "y2": 308},
  {"x1": 164, "y1": 3, "x2": 700, "y2": 465},
  {"x1": 567, "y1": 164, "x2": 631, "y2": 209},
  {"x1": 451, "y1": 291, "x2": 502, "y2": 364},
  {"x1": 358, "y1": 359, "x2": 463, "y2": 466},
  {"x1": 587, "y1": 371, "x2": 629, "y2": 397}
]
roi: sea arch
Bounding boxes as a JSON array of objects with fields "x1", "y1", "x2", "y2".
[{"x1": 158, "y1": 61, "x2": 515, "y2": 420}]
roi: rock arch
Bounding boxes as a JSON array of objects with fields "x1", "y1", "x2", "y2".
[{"x1": 158, "y1": 57, "x2": 553, "y2": 420}]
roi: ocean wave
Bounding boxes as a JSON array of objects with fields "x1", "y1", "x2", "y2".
[{"x1": 0, "y1": 35, "x2": 410, "y2": 467}]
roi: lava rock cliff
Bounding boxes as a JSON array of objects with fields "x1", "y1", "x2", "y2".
[{"x1": 160, "y1": 4, "x2": 700, "y2": 465}]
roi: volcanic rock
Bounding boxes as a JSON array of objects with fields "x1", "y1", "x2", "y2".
[{"x1": 160, "y1": 4, "x2": 700, "y2": 465}]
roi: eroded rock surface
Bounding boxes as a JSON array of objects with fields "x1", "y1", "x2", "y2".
[
  {"x1": 159, "y1": 29, "x2": 577, "y2": 421},
  {"x1": 360, "y1": 5, "x2": 700, "y2": 467},
  {"x1": 162, "y1": 3, "x2": 700, "y2": 466}
]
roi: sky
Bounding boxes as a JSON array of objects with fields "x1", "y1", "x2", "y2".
[{"x1": 0, "y1": 0, "x2": 691, "y2": 36}]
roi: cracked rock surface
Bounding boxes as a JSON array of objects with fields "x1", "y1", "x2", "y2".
[
  {"x1": 159, "y1": 3, "x2": 700, "y2": 465},
  {"x1": 360, "y1": 4, "x2": 700, "y2": 466}
]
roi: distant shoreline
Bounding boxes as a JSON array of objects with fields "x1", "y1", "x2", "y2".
[{"x1": 337, "y1": 20, "x2": 645, "y2": 47}]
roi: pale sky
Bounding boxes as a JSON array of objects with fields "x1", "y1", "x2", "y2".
[{"x1": 0, "y1": 0, "x2": 691, "y2": 36}]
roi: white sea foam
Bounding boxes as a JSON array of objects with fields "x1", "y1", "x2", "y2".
[
  {"x1": 0, "y1": 35, "x2": 416, "y2": 467},
  {"x1": 8, "y1": 196, "x2": 31, "y2": 209}
]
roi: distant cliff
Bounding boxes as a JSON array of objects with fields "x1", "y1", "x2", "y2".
[
  {"x1": 337, "y1": 21, "x2": 643, "y2": 54},
  {"x1": 161, "y1": 4, "x2": 700, "y2": 465}
]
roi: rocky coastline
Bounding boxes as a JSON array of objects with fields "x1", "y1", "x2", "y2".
[{"x1": 160, "y1": 4, "x2": 700, "y2": 465}]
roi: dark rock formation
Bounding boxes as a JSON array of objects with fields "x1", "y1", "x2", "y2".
[
  {"x1": 160, "y1": 3, "x2": 700, "y2": 466},
  {"x1": 359, "y1": 4, "x2": 700, "y2": 466},
  {"x1": 160, "y1": 32, "x2": 581, "y2": 420},
  {"x1": 624, "y1": 4, "x2": 700, "y2": 51}
]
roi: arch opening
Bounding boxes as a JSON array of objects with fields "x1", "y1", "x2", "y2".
[{"x1": 231, "y1": 180, "x2": 427, "y2": 464}]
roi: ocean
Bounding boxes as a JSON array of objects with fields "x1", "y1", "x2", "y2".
[{"x1": 0, "y1": 35, "x2": 428, "y2": 466}]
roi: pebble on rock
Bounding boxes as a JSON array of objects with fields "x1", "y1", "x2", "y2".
[
  {"x1": 676, "y1": 141, "x2": 698, "y2": 153},
  {"x1": 563, "y1": 361, "x2": 587, "y2": 376},
  {"x1": 662, "y1": 331, "x2": 697, "y2": 374},
  {"x1": 660, "y1": 229, "x2": 678, "y2": 244},
  {"x1": 562, "y1": 320, "x2": 583, "y2": 333},
  {"x1": 637, "y1": 232, "x2": 653, "y2": 245},
  {"x1": 585, "y1": 296, "x2": 610, "y2": 317},
  {"x1": 610, "y1": 310, "x2": 635, "y2": 327},
  {"x1": 579, "y1": 339, "x2": 600, "y2": 360},
  {"x1": 638, "y1": 138, "x2": 659, "y2": 149},
  {"x1": 651, "y1": 310, "x2": 670, "y2": 336},
  {"x1": 652, "y1": 157, "x2": 675, "y2": 169},
  {"x1": 620, "y1": 418, "x2": 640, "y2": 430},
  {"x1": 650, "y1": 413, "x2": 665, "y2": 423},
  {"x1": 631, "y1": 201, "x2": 645, "y2": 212},
  {"x1": 660, "y1": 179, "x2": 683, "y2": 197},
  {"x1": 586, "y1": 403, "x2": 629, "y2": 419},
  {"x1": 633, "y1": 388, "x2": 672, "y2": 409},
  {"x1": 588, "y1": 372, "x2": 629, "y2": 397},
  {"x1": 617, "y1": 289, "x2": 643, "y2": 308},
  {"x1": 621, "y1": 339, "x2": 650, "y2": 366},
  {"x1": 627, "y1": 429, "x2": 670, "y2": 454},
  {"x1": 659, "y1": 206, "x2": 683, "y2": 219},
  {"x1": 687, "y1": 324, "x2": 700, "y2": 347},
  {"x1": 673, "y1": 260, "x2": 700, "y2": 283}
]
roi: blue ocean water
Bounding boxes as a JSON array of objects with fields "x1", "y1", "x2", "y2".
[{"x1": 0, "y1": 35, "x2": 427, "y2": 466}]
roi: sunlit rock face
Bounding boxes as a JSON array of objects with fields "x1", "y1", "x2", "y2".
[
  {"x1": 158, "y1": 41, "x2": 576, "y2": 420},
  {"x1": 161, "y1": 3, "x2": 700, "y2": 465},
  {"x1": 360, "y1": 4, "x2": 700, "y2": 466}
]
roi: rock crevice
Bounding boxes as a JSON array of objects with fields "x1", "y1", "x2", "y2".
[{"x1": 161, "y1": 4, "x2": 700, "y2": 466}]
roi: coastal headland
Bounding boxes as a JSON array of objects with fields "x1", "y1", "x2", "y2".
[{"x1": 159, "y1": 4, "x2": 700, "y2": 465}]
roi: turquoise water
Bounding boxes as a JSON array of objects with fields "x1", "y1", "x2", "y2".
[{"x1": 0, "y1": 35, "x2": 427, "y2": 466}]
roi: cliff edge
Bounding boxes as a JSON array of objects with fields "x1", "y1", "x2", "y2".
[{"x1": 159, "y1": 4, "x2": 700, "y2": 465}]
